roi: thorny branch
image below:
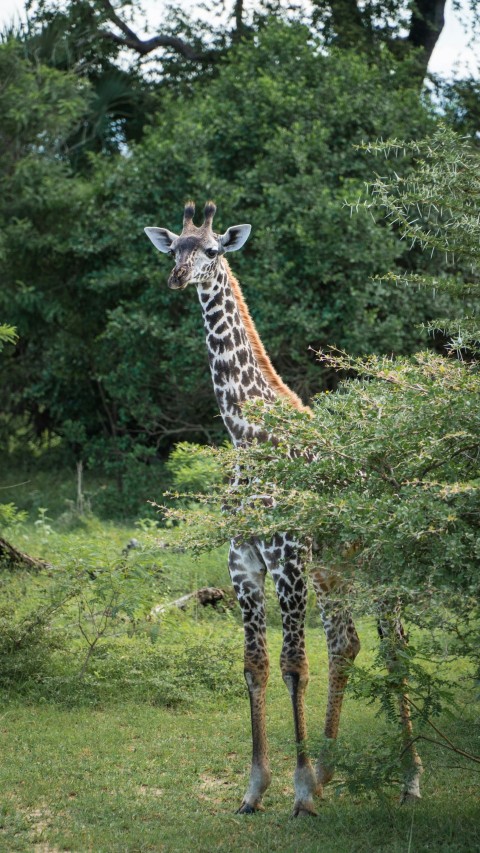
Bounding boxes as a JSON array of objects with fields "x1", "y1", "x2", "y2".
[{"x1": 401, "y1": 697, "x2": 480, "y2": 765}]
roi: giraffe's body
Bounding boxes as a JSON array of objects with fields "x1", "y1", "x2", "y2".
[{"x1": 145, "y1": 201, "x2": 422, "y2": 814}]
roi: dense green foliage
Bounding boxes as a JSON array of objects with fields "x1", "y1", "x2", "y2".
[{"x1": 2, "y1": 4, "x2": 474, "y2": 475}]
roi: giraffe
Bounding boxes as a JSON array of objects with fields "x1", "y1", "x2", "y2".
[{"x1": 144, "y1": 200, "x2": 423, "y2": 815}]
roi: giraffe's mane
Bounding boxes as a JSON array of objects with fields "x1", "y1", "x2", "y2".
[{"x1": 224, "y1": 261, "x2": 311, "y2": 414}]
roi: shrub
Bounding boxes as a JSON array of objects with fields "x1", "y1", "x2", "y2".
[
  {"x1": 0, "y1": 608, "x2": 62, "y2": 692},
  {"x1": 166, "y1": 442, "x2": 222, "y2": 494}
]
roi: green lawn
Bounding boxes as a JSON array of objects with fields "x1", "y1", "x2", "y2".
[
  {"x1": 0, "y1": 511, "x2": 478, "y2": 852},
  {"x1": 1, "y1": 655, "x2": 478, "y2": 852}
]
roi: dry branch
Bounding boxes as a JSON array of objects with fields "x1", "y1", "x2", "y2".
[
  {"x1": 0, "y1": 536, "x2": 50, "y2": 571},
  {"x1": 99, "y1": 0, "x2": 217, "y2": 61},
  {"x1": 150, "y1": 586, "x2": 227, "y2": 618}
]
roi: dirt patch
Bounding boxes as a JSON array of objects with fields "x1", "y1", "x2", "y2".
[
  {"x1": 198, "y1": 772, "x2": 236, "y2": 806},
  {"x1": 27, "y1": 806, "x2": 53, "y2": 835},
  {"x1": 138, "y1": 784, "x2": 164, "y2": 797}
]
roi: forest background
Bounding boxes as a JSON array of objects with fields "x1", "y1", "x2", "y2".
[{"x1": 0, "y1": 0, "x2": 479, "y2": 516}]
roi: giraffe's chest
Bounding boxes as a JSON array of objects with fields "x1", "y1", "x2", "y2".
[{"x1": 209, "y1": 346, "x2": 274, "y2": 443}]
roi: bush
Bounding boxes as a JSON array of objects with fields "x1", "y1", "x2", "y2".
[
  {"x1": 166, "y1": 442, "x2": 222, "y2": 494},
  {"x1": 0, "y1": 608, "x2": 62, "y2": 692}
]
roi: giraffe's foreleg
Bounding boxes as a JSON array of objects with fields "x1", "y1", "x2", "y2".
[
  {"x1": 378, "y1": 603, "x2": 423, "y2": 802},
  {"x1": 238, "y1": 662, "x2": 271, "y2": 813},
  {"x1": 229, "y1": 542, "x2": 271, "y2": 814},
  {"x1": 266, "y1": 539, "x2": 319, "y2": 817},
  {"x1": 312, "y1": 570, "x2": 361, "y2": 788}
]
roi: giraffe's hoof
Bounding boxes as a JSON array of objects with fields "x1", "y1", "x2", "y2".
[
  {"x1": 235, "y1": 801, "x2": 260, "y2": 815},
  {"x1": 400, "y1": 767, "x2": 423, "y2": 804},
  {"x1": 292, "y1": 800, "x2": 317, "y2": 818},
  {"x1": 400, "y1": 790, "x2": 422, "y2": 805},
  {"x1": 316, "y1": 766, "x2": 334, "y2": 786}
]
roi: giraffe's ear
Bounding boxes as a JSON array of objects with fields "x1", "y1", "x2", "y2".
[
  {"x1": 218, "y1": 224, "x2": 251, "y2": 253},
  {"x1": 144, "y1": 227, "x2": 178, "y2": 253}
]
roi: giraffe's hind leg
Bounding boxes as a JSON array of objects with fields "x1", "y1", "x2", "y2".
[
  {"x1": 261, "y1": 535, "x2": 319, "y2": 817},
  {"x1": 378, "y1": 602, "x2": 423, "y2": 802},
  {"x1": 312, "y1": 570, "x2": 361, "y2": 788},
  {"x1": 229, "y1": 541, "x2": 271, "y2": 814}
]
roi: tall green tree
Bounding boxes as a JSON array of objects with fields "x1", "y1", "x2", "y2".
[
  {"x1": 0, "y1": 20, "x2": 461, "y2": 466},
  {"x1": 0, "y1": 38, "x2": 92, "y2": 442},
  {"x1": 12, "y1": 2, "x2": 157, "y2": 167},
  {"x1": 82, "y1": 22, "x2": 446, "y2": 436}
]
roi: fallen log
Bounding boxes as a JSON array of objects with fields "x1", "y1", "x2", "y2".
[{"x1": 0, "y1": 536, "x2": 50, "y2": 571}]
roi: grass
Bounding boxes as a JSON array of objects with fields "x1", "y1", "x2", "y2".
[
  {"x1": 0, "y1": 473, "x2": 479, "y2": 852},
  {"x1": 1, "y1": 651, "x2": 478, "y2": 852}
]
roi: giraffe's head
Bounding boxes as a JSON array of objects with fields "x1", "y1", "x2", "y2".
[{"x1": 144, "y1": 201, "x2": 251, "y2": 290}]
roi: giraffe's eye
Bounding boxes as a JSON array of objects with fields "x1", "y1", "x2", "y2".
[
  {"x1": 168, "y1": 248, "x2": 176, "y2": 256},
  {"x1": 205, "y1": 248, "x2": 217, "y2": 259}
]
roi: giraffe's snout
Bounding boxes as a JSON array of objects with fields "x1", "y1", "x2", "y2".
[{"x1": 168, "y1": 265, "x2": 189, "y2": 290}]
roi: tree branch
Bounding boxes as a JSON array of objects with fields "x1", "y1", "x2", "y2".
[
  {"x1": 150, "y1": 587, "x2": 227, "y2": 618},
  {"x1": 400, "y1": 733, "x2": 480, "y2": 765},
  {"x1": 232, "y1": 0, "x2": 246, "y2": 43},
  {"x1": 99, "y1": 0, "x2": 217, "y2": 61},
  {"x1": 404, "y1": 697, "x2": 480, "y2": 764}
]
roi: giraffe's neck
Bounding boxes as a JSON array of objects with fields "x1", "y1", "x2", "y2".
[{"x1": 197, "y1": 260, "x2": 307, "y2": 445}]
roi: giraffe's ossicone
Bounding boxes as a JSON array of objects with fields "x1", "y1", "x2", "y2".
[{"x1": 145, "y1": 201, "x2": 422, "y2": 815}]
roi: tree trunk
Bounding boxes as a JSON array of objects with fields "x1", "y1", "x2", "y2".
[
  {"x1": 232, "y1": 0, "x2": 246, "y2": 43},
  {"x1": 329, "y1": 0, "x2": 369, "y2": 49},
  {"x1": 316, "y1": 0, "x2": 447, "y2": 79},
  {"x1": 408, "y1": 0, "x2": 447, "y2": 73},
  {"x1": 0, "y1": 536, "x2": 50, "y2": 571}
]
